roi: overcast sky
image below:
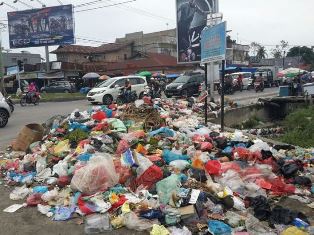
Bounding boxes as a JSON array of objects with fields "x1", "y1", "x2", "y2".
[{"x1": 0, "y1": 0, "x2": 313, "y2": 60}]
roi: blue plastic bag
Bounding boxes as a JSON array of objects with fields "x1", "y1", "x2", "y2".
[
  {"x1": 69, "y1": 122, "x2": 89, "y2": 132},
  {"x1": 208, "y1": 220, "x2": 232, "y2": 235},
  {"x1": 162, "y1": 149, "x2": 189, "y2": 164},
  {"x1": 77, "y1": 153, "x2": 93, "y2": 162},
  {"x1": 53, "y1": 206, "x2": 76, "y2": 221},
  {"x1": 33, "y1": 186, "x2": 49, "y2": 194},
  {"x1": 140, "y1": 209, "x2": 163, "y2": 219},
  {"x1": 149, "y1": 127, "x2": 175, "y2": 137}
]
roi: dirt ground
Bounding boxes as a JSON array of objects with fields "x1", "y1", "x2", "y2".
[{"x1": 0, "y1": 185, "x2": 147, "y2": 235}]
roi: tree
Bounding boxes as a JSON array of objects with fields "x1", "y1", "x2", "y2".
[
  {"x1": 287, "y1": 46, "x2": 314, "y2": 65},
  {"x1": 250, "y1": 42, "x2": 261, "y2": 56},
  {"x1": 256, "y1": 46, "x2": 267, "y2": 59},
  {"x1": 271, "y1": 40, "x2": 289, "y2": 58}
]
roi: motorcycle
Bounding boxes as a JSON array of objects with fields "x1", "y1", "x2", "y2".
[
  {"x1": 145, "y1": 85, "x2": 161, "y2": 99},
  {"x1": 20, "y1": 92, "x2": 40, "y2": 106},
  {"x1": 254, "y1": 82, "x2": 264, "y2": 92},
  {"x1": 116, "y1": 88, "x2": 137, "y2": 105},
  {"x1": 232, "y1": 79, "x2": 243, "y2": 92},
  {"x1": 5, "y1": 96, "x2": 14, "y2": 113}
]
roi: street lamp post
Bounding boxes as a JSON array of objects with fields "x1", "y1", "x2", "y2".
[{"x1": 282, "y1": 51, "x2": 286, "y2": 70}]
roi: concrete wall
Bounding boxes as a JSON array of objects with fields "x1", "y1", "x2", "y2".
[{"x1": 210, "y1": 102, "x2": 310, "y2": 127}]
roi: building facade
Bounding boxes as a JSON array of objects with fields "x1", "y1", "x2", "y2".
[
  {"x1": 3, "y1": 52, "x2": 41, "y2": 69},
  {"x1": 115, "y1": 29, "x2": 177, "y2": 57}
]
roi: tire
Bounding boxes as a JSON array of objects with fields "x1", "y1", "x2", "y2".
[
  {"x1": 64, "y1": 90, "x2": 70, "y2": 93},
  {"x1": 20, "y1": 97, "x2": 27, "y2": 107},
  {"x1": 102, "y1": 95, "x2": 113, "y2": 105},
  {"x1": 32, "y1": 96, "x2": 39, "y2": 105},
  {"x1": 0, "y1": 109, "x2": 9, "y2": 128},
  {"x1": 91, "y1": 102, "x2": 98, "y2": 105}
]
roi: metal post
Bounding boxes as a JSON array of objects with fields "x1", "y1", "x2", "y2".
[
  {"x1": 45, "y1": 45, "x2": 50, "y2": 73},
  {"x1": 204, "y1": 64, "x2": 208, "y2": 125},
  {"x1": 209, "y1": 62, "x2": 215, "y2": 101},
  {"x1": 221, "y1": 60, "x2": 225, "y2": 132},
  {"x1": 0, "y1": 33, "x2": 5, "y2": 95}
]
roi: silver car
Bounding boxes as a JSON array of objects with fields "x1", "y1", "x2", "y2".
[{"x1": 0, "y1": 92, "x2": 11, "y2": 128}]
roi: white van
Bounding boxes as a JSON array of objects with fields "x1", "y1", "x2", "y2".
[{"x1": 87, "y1": 75, "x2": 147, "y2": 105}]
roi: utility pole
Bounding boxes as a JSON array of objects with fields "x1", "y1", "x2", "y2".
[{"x1": 0, "y1": 23, "x2": 6, "y2": 95}]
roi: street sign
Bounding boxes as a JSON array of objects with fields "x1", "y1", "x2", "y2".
[
  {"x1": 6, "y1": 66, "x2": 19, "y2": 75},
  {"x1": 201, "y1": 21, "x2": 226, "y2": 63}
]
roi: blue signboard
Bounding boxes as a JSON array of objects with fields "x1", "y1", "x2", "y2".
[
  {"x1": 6, "y1": 66, "x2": 19, "y2": 75},
  {"x1": 201, "y1": 21, "x2": 226, "y2": 63},
  {"x1": 7, "y1": 4, "x2": 75, "y2": 48}
]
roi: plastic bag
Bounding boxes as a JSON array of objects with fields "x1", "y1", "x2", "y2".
[
  {"x1": 71, "y1": 154, "x2": 119, "y2": 195},
  {"x1": 52, "y1": 161, "x2": 68, "y2": 177},
  {"x1": 10, "y1": 185, "x2": 31, "y2": 200},
  {"x1": 37, "y1": 204, "x2": 53, "y2": 217},
  {"x1": 32, "y1": 186, "x2": 48, "y2": 194},
  {"x1": 168, "y1": 226, "x2": 192, "y2": 235},
  {"x1": 91, "y1": 111, "x2": 107, "y2": 121},
  {"x1": 108, "y1": 119, "x2": 127, "y2": 133},
  {"x1": 281, "y1": 226, "x2": 309, "y2": 235},
  {"x1": 53, "y1": 206, "x2": 75, "y2": 221},
  {"x1": 162, "y1": 150, "x2": 189, "y2": 164},
  {"x1": 149, "y1": 127, "x2": 175, "y2": 137},
  {"x1": 84, "y1": 213, "x2": 112, "y2": 234},
  {"x1": 205, "y1": 160, "x2": 221, "y2": 175},
  {"x1": 156, "y1": 174, "x2": 180, "y2": 205},
  {"x1": 41, "y1": 188, "x2": 59, "y2": 202},
  {"x1": 36, "y1": 157, "x2": 47, "y2": 174},
  {"x1": 124, "y1": 212, "x2": 159, "y2": 231},
  {"x1": 169, "y1": 160, "x2": 190, "y2": 170},
  {"x1": 116, "y1": 139, "x2": 130, "y2": 156},
  {"x1": 54, "y1": 140, "x2": 70, "y2": 156},
  {"x1": 245, "y1": 214, "x2": 276, "y2": 235},
  {"x1": 207, "y1": 220, "x2": 232, "y2": 235},
  {"x1": 26, "y1": 193, "x2": 43, "y2": 206},
  {"x1": 200, "y1": 142, "x2": 213, "y2": 151},
  {"x1": 150, "y1": 224, "x2": 169, "y2": 235},
  {"x1": 136, "y1": 165, "x2": 163, "y2": 190}
]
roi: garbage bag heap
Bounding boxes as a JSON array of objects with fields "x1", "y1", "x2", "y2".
[{"x1": 1, "y1": 98, "x2": 313, "y2": 235}]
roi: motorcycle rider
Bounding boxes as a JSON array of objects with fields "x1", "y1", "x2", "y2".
[
  {"x1": 224, "y1": 75, "x2": 233, "y2": 93},
  {"x1": 124, "y1": 79, "x2": 132, "y2": 100},
  {"x1": 237, "y1": 74, "x2": 243, "y2": 91},
  {"x1": 27, "y1": 82, "x2": 37, "y2": 101},
  {"x1": 151, "y1": 78, "x2": 161, "y2": 98},
  {"x1": 255, "y1": 73, "x2": 264, "y2": 90}
]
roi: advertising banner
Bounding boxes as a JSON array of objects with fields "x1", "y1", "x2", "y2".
[
  {"x1": 7, "y1": 4, "x2": 74, "y2": 48},
  {"x1": 201, "y1": 21, "x2": 226, "y2": 63},
  {"x1": 176, "y1": 0, "x2": 217, "y2": 64}
]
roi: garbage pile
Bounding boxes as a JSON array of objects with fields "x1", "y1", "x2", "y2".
[{"x1": 0, "y1": 99, "x2": 313, "y2": 235}]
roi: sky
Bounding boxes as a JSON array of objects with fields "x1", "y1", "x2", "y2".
[{"x1": 0, "y1": 0, "x2": 313, "y2": 60}]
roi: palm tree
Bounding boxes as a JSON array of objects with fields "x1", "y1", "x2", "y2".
[{"x1": 257, "y1": 46, "x2": 267, "y2": 59}]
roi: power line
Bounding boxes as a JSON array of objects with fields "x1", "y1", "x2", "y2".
[
  {"x1": 107, "y1": 0, "x2": 174, "y2": 22},
  {"x1": 75, "y1": 0, "x2": 136, "y2": 13},
  {"x1": 56, "y1": 0, "x2": 63, "y2": 5},
  {"x1": 75, "y1": 0, "x2": 110, "y2": 8}
]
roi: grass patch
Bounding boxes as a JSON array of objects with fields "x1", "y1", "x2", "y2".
[
  {"x1": 280, "y1": 107, "x2": 314, "y2": 148},
  {"x1": 231, "y1": 116, "x2": 261, "y2": 130}
]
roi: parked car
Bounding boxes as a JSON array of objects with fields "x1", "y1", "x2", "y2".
[
  {"x1": 87, "y1": 76, "x2": 147, "y2": 105},
  {"x1": 229, "y1": 72, "x2": 253, "y2": 90},
  {"x1": 0, "y1": 92, "x2": 12, "y2": 128},
  {"x1": 165, "y1": 73, "x2": 205, "y2": 98},
  {"x1": 41, "y1": 81, "x2": 76, "y2": 93}
]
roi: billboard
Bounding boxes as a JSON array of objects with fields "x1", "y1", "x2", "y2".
[
  {"x1": 7, "y1": 4, "x2": 74, "y2": 48},
  {"x1": 201, "y1": 21, "x2": 226, "y2": 63},
  {"x1": 176, "y1": 0, "x2": 217, "y2": 64}
]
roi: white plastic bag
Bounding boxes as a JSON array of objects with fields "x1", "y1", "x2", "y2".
[
  {"x1": 52, "y1": 161, "x2": 68, "y2": 177},
  {"x1": 41, "y1": 188, "x2": 59, "y2": 202},
  {"x1": 9, "y1": 185, "x2": 31, "y2": 200},
  {"x1": 71, "y1": 154, "x2": 119, "y2": 194}
]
